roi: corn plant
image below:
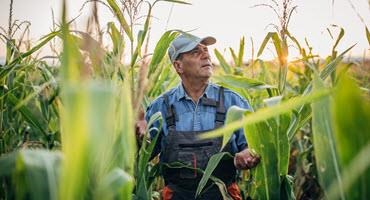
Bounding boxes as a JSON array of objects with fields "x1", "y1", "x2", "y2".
[
  {"x1": 252, "y1": 0, "x2": 298, "y2": 95},
  {"x1": 0, "y1": 1, "x2": 61, "y2": 154}
]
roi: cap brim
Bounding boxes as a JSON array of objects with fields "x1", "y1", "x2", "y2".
[{"x1": 200, "y1": 36, "x2": 216, "y2": 46}]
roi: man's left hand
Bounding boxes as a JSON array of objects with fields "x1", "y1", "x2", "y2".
[{"x1": 234, "y1": 148, "x2": 261, "y2": 170}]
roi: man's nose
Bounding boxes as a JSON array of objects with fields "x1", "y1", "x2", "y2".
[{"x1": 200, "y1": 49, "x2": 210, "y2": 59}]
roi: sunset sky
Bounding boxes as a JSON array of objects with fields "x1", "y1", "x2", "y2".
[{"x1": 0, "y1": 0, "x2": 369, "y2": 62}]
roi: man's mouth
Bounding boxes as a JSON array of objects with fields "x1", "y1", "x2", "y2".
[{"x1": 201, "y1": 63, "x2": 212, "y2": 68}]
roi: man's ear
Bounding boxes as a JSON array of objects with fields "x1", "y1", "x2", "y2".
[{"x1": 173, "y1": 60, "x2": 183, "y2": 74}]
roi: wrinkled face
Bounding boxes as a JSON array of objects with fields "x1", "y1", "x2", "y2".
[{"x1": 173, "y1": 44, "x2": 213, "y2": 81}]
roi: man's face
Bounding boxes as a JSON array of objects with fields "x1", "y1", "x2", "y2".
[{"x1": 174, "y1": 44, "x2": 213, "y2": 81}]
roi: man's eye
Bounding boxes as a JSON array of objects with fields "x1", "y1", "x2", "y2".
[{"x1": 191, "y1": 49, "x2": 199, "y2": 54}]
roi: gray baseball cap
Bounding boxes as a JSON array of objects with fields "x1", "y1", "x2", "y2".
[{"x1": 168, "y1": 33, "x2": 216, "y2": 63}]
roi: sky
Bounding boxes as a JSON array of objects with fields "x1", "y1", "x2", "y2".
[{"x1": 0, "y1": 0, "x2": 369, "y2": 63}]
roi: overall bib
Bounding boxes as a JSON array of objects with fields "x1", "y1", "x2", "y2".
[{"x1": 161, "y1": 87, "x2": 241, "y2": 200}]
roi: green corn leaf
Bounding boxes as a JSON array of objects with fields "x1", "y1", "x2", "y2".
[
  {"x1": 146, "y1": 162, "x2": 161, "y2": 188},
  {"x1": 271, "y1": 33, "x2": 283, "y2": 59},
  {"x1": 7, "y1": 93, "x2": 48, "y2": 137},
  {"x1": 199, "y1": 88, "x2": 330, "y2": 139},
  {"x1": 277, "y1": 114, "x2": 290, "y2": 176},
  {"x1": 245, "y1": 116, "x2": 279, "y2": 199},
  {"x1": 257, "y1": 32, "x2": 273, "y2": 57},
  {"x1": 331, "y1": 75, "x2": 370, "y2": 199},
  {"x1": 148, "y1": 30, "x2": 179, "y2": 75},
  {"x1": 213, "y1": 74, "x2": 275, "y2": 90},
  {"x1": 311, "y1": 72, "x2": 346, "y2": 200},
  {"x1": 108, "y1": 22, "x2": 124, "y2": 55},
  {"x1": 222, "y1": 106, "x2": 247, "y2": 149},
  {"x1": 195, "y1": 152, "x2": 233, "y2": 197},
  {"x1": 107, "y1": 0, "x2": 133, "y2": 41},
  {"x1": 327, "y1": 143, "x2": 370, "y2": 200},
  {"x1": 332, "y1": 27, "x2": 345, "y2": 55},
  {"x1": 214, "y1": 49, "x2": 232, "y2": 74},
  {"x1": 287, "y1": 110, "x2": 300, "y2": 142},
  {"x1": 286, "y1": 31, "x2": 302, "y2": 55},
  {"x1": 257, "y1": 32, "x2": 282, "y2": 59},
  {"x1": 229, "y1": 47, "x2": 238, "y2": 66},
  {"x1": 237, "y1": 36, "x2": 245, "y2": 67}
]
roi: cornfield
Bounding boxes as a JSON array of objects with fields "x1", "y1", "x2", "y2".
[{"x1": 0, "y1": 0, "x2": 369, "y2": 199}]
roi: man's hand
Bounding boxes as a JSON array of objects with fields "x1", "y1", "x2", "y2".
[
  {"x1": 234, "y1": 148, "x2": 261, "y2": 170},
  {"x1": 135, "y1": 109, "x2": 147, "y2": 140},
  {"x1": 135, "y1": 120, "x2": 147, "y2": 139}
]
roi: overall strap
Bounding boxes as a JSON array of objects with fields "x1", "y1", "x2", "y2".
[
  {"x1": 164, "y1": 94, "x2": 176, "y2": 130},
  {"x1": 215, "y1": 87, "x2": 226, "y2": 127}
]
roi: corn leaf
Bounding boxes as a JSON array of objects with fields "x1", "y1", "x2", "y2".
[
  {"x1": 237, "y1": 36, "x2": 245, "y2": 67},
  {"x1": 7, "y1": 93, "x2": 48, "y2": 137},
  {"x1": 195, "y1": 152, "x2": 233, "y2": 198},
  {"x1": 214, "y1": 49, "x2": 232, "y2": 74},
  {"x1": 332, "y1": 27, "x2": 345, "y2": 55},
  {"x1": 331, "y1": 75, "x2": 370, "y2": 199},
  {"x1": 148, "y1": 30, "x2": 179, "y2": 75},
  {"x1": 229, "y1": 48, "x2": 238, "y2": 66},
  {"x1": 222, "y1": 106, "x2": 247, "y2": 149},
  {"x1": 245, "y1": 116, "x2": 279, "y2": 199},
  {"x1": 257, "y1": 32, "x2": 273, "y2": 57},
  {"x1": 311, "y1": 72, "x2": 346, "y2": 200},
  {"x1": 213, "y1": 74, "x2": 275, "y2": 90},
  {"x1": 199, "y1": 88, "x2": 330, "y2": 139},
  {"x1": 108, "y1": 22, "x2": 124, "y2": 55},
  {"x1": 327, "y1": 143, "x2": 370, "y2": 200},
  {"x1": 107, "y1": 0, "x2": 133, "y2": 41}
]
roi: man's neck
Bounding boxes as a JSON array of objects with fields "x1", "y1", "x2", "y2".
[{"x1": 182, "y1": 79, "x2": 209, "y2": 103}]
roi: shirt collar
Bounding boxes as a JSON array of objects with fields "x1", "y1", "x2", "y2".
[{"x1": 176, "y1": 82, "x2": 212, "y2": 101}]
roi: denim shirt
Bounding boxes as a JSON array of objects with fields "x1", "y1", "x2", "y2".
[{"x1": 145, "y1": 82, "x2": 252, "y2": 159}]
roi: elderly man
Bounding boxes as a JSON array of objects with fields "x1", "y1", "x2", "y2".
[{"x1": 139, "y1": 33, "x2": 260, "y2": 200}]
